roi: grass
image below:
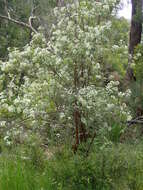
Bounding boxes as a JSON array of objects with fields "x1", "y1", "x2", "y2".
[
  {"x1": 0, "y1": 154, "x2": 54, "y2": 190},
  {"x1": 0, "y1": 143, "x2": 143, "y2": 190}
]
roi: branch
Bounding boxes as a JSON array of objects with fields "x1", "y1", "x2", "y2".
[
  {"x1": 28, "y1": 5, "x2": 39, "y2": 34},
  {"x1": 127, "y1": 116, "x2": 143, "y2": 126},
  {"x1": 0, "y1": 14, "x2": 38, "y2": 33}
]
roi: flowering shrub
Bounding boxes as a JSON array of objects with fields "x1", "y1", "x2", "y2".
[{"x1": 0, "y1": 0, "x2": 131, "y2": 147}]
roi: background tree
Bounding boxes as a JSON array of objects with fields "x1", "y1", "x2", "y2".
[
  {"x1": 129, "y1": 0, "x2": 142, "y2": 55},
  {"x1": 0, "y1": 0, "x2": 60, "y2": 60},
  {"x1": 126, "y1": 0, "x2": 142, "y2": 83}
]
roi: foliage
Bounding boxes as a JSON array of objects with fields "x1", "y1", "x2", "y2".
[
  {"x1": 128, "y1": 45, "x2": 143, "y2": 116},
  {"x1": 103, "y1": 17, "x2": 129, "y2": 78},
  {"x1": 133, "y1": 45, "x2": 143, "y2": 81}
]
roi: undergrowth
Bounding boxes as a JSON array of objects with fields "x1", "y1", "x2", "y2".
[{"x1": 0, "y1": 143, "x2": 143, "y2": 190}]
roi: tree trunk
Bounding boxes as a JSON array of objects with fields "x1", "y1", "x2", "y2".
[
  {"x1": 129, "y1": 0, "x2": 142, "y2": 55},
  {"x1": 125, "y1": 0, "x2": 142, "y2": 84}
]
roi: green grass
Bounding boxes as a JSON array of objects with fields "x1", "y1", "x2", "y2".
[
  {"x1": 0, "y1": 143, "x2": 143, "y2": 190},
  {"x1": 0, "y1": 155, "x2": 53, "y2": 190}
]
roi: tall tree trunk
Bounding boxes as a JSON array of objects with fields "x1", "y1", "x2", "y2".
[{"x1": 125, "y1": 0, "x2": 142, "y2": 84}]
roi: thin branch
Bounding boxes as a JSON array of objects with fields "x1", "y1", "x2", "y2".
[{"x1": 0, "y1": 14, "x2": 38, "y2": 33}]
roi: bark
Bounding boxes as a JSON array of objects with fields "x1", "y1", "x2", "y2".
[{"x1": 129, "y1": 0, "x2": 142, "y2": 55}]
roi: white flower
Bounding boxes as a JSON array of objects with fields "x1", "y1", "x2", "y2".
[
  {"x1": 6, "y1": 141, "x2": 11, "y2": 146},
  {"x1": 118, "y1": 92, "x2": 124, "y2": 98},
  {"x1": 4, "y1": 136, "x2": 9, "y2": 141},
  {"x1": 0, "y1": 121, "x2": 6, "y2": 127},
  {"x1": 114, "y1": 81, "x2": 120, "y2": 86},
  {"x1": 96, "y1": 63, "x2": 100, "y2": 69},
  {"x1": 60, "y1": 112, "x2": 65, "y2": 119},
  {"x1": 96, "y1": 75, "x2": 101, "y2": 79},
  {"x1": 103, "y1": 4, "x2": 109, "y2": 10},
  {"x1": 56, "y1": 133, "x2": 60, "y2": 138},
  {"x1": 125, "y1": 89, "x2": 131, "y2": 98},
  {"x1": 136, "y1": 53, "x2": 142, "y2": 57},
  {"x1": 8, "y1": 105, "x2": 15, "y2": 112},
  {"x1": 112, "y1": 45, "x2": 119, "y2": 50},
  {"x1": 127, "y1": 115, "x2": 132, "y2": 121},
  {"x1": 109, "y1": 75, "x2": 114, "y2": 80}
]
